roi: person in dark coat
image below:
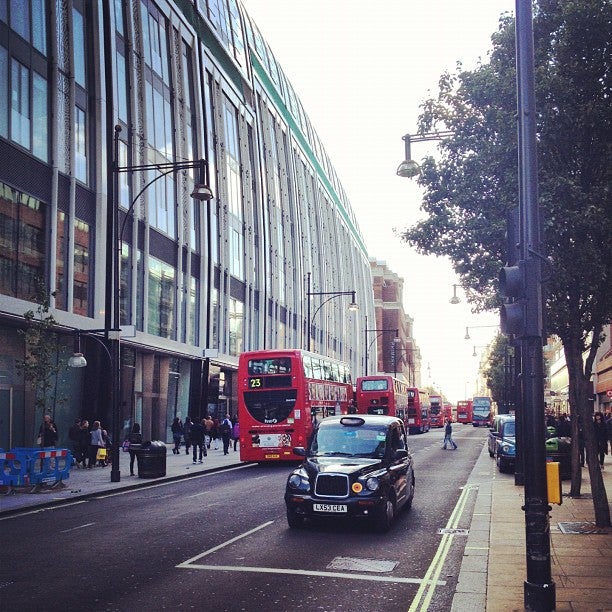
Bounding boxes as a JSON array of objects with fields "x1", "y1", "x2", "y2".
[
  {"x1": 443, "y1": 419, "x2": 457, "y2": 450},
  {"x1": 190, "y1": 419, "x2": 206, "y2": 464},
  {"x1": 126, "y1": 423, "x2": 143, "y2": 476},
  {"x1": 183, "y1": 416, "x2": 193, "y2": 455},
  {"x1": 171, "y1": 417, "x2": 183, "y2": 454}
]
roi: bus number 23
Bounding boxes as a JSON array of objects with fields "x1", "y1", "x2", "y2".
[{"x1": 249, "y1": 378, "x2": 262, "y2": 388}]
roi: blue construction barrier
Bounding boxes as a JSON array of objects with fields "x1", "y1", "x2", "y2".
[{"x1": 1, "y1": 447, "x2": 72, "y2": 488}]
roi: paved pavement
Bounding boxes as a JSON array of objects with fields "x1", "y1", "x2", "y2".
[{"x1": 1, "y1": 441, "x2": 611, "y2": 611}]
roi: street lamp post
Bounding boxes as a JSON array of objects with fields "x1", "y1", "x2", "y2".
[
  {"x1": 449, "y1": 284, "x2": 461, "y2": 305},
  {"x1": 364, "y1": 316, "x2": 399, "y2": 376},
  {"x1": 464, "y1": 324, "x2": 499, "y2": 340},
  {"x1": 105, "y1": 125, "x2": 213, "y2": 483},
  {"x1": 396, "y1": 131, "x2": 453, "y2": 178},
  {"x1": 305, "y1": 272, "x2": 358, "y2": 351}
]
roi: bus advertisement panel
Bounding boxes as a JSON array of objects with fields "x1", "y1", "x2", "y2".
[
  {"x1": 472, "y1": 396, "x2": 493, "y2": 427},
  {"x1": 456, "y1": 400, "x2": 473, "y2": 424},
  {"x1": 355, "y1": 375, "x2": 409, "y2": 418},
  {"x1": 406, "y1": 388, "x2": 430, "y2": 434},
  {"x1": 238, "y1": 350, "x2": 352, "y2": 462},
  {"x1": 429, "y1": 395, "x2": 444, "y2": 427}
]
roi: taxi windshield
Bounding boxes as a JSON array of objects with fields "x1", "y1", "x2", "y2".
[{"x1": 312, "y1": 426, "x2": 387, "y2": 458}]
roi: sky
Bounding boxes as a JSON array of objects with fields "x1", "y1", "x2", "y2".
[{"x1": 241, "y1": 0, "x2": 515, "y2": 404}]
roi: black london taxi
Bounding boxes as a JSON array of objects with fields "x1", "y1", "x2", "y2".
[{"x1": 284, "y1": 415, "x2": 415, "y2": 532}]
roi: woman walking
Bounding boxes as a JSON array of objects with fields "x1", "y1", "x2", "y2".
[{"x1": 171, "y1": 417, "x2": 183, "y2": 454}]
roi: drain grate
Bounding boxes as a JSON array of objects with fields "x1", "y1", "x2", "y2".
[
  {"x1": 558, "y1": 521, "x2": 610, "y2": 535},
  {"x1": 327, "y1": 557, "x2": 398, "y2": 573}
]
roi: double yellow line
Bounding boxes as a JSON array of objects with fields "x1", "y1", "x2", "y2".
[{"x1": 408, "y1": 484, "x2": 475, "y2": 612}]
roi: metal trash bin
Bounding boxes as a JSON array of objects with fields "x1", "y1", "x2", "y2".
[
  {"x1": 136, "y1": 441, "x2": 167, "y2": 478},
  {"x1": 545, "y1": 436, "x2": 571, "y2": 480}
]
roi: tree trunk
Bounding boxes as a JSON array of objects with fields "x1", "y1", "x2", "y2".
[{"x1": 564, "y1": 339, "x2": 610, "y2": 527}]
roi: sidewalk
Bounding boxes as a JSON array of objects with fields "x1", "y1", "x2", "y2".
[
  {"x1": 453, "y1": 446, "x2": 612, "y2": 612},
  {"x1": 0, "y1": 442, "x2": 244, "y2": 515},
  {"x1": 2, "y1": 442, "x2": 611, "y2": 611}
]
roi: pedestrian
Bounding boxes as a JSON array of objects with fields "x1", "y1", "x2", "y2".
[
  {"x1": 171, "y1": 417, "x2": 183, "y2": 454},
  {"x1": 68, "y1": 418, "x2": 81, "y2": 465},
  {"x1": 125, "y1": 423, "x2": 143, "y2": 476},
  {"x1": 211, "y1": 417, "x2": 220, "y2": 450},
  {"x1": 203, "y1": 414, "x2": 214, "y2": 449},
  {"x1": 220, "y1": 414, "x2": 232, "y2": 455},
  {"x1": 88, "y1": 421, "x2": 106, "y2": 468},
  {"x1": 593, "y1": 412, "x2": 608, "y2": 470},
  {"x1": 190, "y1": 418, "x2": 206, "y2": 464},
  {"x1": 183, "y1": 416, "x2": 193, "y2": 455},
  {"x1": 75, "y1": 419, "x2": 90, "y2": 468},
  {"x1": 443, "y1": 419, "x2": 457, "y2": 450},
  {"x1": 606, "y1": 412, "x2": 612, "y2": 456},
  {"x1": 232, "y1": 418, "x2": 240, "y2": 452},
  {"x1": 38, "y1": 414, "x2": 58, "y2": 447}
]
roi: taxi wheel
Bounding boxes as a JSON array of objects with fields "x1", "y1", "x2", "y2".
[
  {"x1": 374, "y1": 498, "x2": 394, "y2": 533},
  {"x1": 286, "y1": 508, "x2": 305, "y2": 529}
]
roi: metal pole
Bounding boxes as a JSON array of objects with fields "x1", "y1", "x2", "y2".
[
  {"x1": 306, "y1": 273, "x2": 311, "y2": 350},
  {"x1": 110, "y1": 126, "x2": 121, "y2": 483},
  {"x1": 516, "y1": 0, "x2": 554, "y2": 608},
  {"x1": 364, "y1": 315, "x2": 368, "y2": 376}
]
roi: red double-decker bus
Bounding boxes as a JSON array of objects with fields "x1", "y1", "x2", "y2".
[
  {"x1": 406, "y1": 388, "x2": 431, "y2": 434},
  {"x1": 429, "y1": 395, "x2": 444, "y2": 427},
  {"x1": 238, "y1": 349, "x2": 352, "y2": 462},
  {"x1": 443, "y1": 402, "x2": 453, "y2": 422},
  {"x1": 354, "y1": 375, "x2": 409, "y2": 418},
  {"x1": 456, "y1": 400, "x2": 473, "y2": 424}
]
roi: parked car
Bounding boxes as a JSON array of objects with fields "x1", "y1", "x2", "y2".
[
  {"x1": 494, "y1": 416, "x2": 516, "y2": 473},
  {"x1": 488, "y1": 414, "x2": 514, "y2": 458},
  {"x1": 284, "y1": 415, "x2": 415, "y2": 532}
]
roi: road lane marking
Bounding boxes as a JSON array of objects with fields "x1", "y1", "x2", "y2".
[
  {"x1": 0, "y1": 500, "x2": 88, "y2": 520},
  {"x1": 408, "y1": 483, "x2": 475, "y2": 612},
  {"x1": 60, "y1": 522, "x2": 95, "y2": 533},
  {"x1": 179, "y1": 564, "x2": 445, "y2": 585},
  {"x1": 177, "y1": 520, "x2": 445, "y2": 586}
]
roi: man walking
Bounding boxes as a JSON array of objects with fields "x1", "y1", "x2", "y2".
[
  {"x1": 190, "y1": 418, "x2": 206, "y2": 464},
  {"x1": 443, "y1": 419, "x2": 457, "y2": 450}
]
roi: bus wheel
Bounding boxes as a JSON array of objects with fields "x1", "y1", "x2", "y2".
[
  {"x1": 374, "y1": 498, "x2": 394, "y2": 533},
  {"x1": 286, "y1": 508, "x2": 305, "y2": 529}
]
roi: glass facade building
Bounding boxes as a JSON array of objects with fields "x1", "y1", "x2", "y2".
[{"x1": 0, "y1": 0, "x2": 374, "y2": 448}]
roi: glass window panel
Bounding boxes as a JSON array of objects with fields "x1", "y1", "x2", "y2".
[
  {"x1": 11, "y1": 59, "x2": 30, "y2": 149},
  {"x1": 72, "y1": 7, "x2": 86, "y2": 87},
  {"x1": 113, "y1": 0, "x2": 124, "y2": 36},
  {"x1": 55, "y1": 210, "x2": 68, "y2": 310},
  {"x1": 32, "y1": 71, "x2": 47, "y2": 161},
  {"x1": 0, "y1": 181, "x2": 46, "y2": 300},
  {"x1": 0, "y1": 46, "x2": 7, "y2": 137},
  {"x1": 0, "y1": 1, "x2": 7, "y2": 22},
  {"x1": 73, "y1": 218, "x2": 90, "y2": 316},
  {"x1": 189, "y1": 276, "x2": 198, "y2": 346},
  {"x1": 10, "y1": 0, "x2": 29, "y2": 41},
  {"x1": 75, "y1": 105, "x2": 87, "y2": 182},
  {"x1": 31, "y1": 0, "x2": 46, "y2": 54},
  {"x1": 116, "y1": 51, "x2": 128, "y2": 123},
  {"x1": 148, "y1": 256, "x2": 175, "y2": 339}
]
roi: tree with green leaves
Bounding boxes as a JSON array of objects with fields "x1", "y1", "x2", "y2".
[
  {"x1": 401, "y1": 0, "x2": 611, "y2": 526},
  {"x1": 15, "y1": 279, "x2": 68, "y2": 446}
]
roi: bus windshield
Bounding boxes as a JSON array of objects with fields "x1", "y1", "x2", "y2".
[
  {"x1": 242, "y1": 389, "x2": 297, "y2": 424},
  {"x1": 361, "y1": 379, "x2": 389, "y2": 391}
]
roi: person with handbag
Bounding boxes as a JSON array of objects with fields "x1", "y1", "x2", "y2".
[{"x1": 88, "y1": 421, "x2": 106, "y2": 468}]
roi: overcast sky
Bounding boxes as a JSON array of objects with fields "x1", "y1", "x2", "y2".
[{"x1": 241, "y1": 0, "x2": 515, "y2": 403}]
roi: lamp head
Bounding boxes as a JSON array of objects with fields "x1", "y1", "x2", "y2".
[
  {"x1": 69, "y1": 353, "x2": 87, "y2": 368},
  {"x1": 396, "y1": 160, "x2": 421, "y2": 178},
  {"x1": 191, "y1": 184, "x2": 214, "y2": 201},
  {"x1": 348, "y1": 301, "x2": 359, "y2": 312}
]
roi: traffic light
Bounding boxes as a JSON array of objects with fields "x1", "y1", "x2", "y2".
[{"x1": 499, "y1": 258, "x2": 541, "y2": 337}]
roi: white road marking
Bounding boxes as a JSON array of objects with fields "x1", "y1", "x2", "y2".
[
  {"x1": 60, "y1": 522, "x2": 95, "y2": 533},
  {"x1": 177, "y1": 520, "x2": 445, "y2": 586},
  {"x1": 0, "y1": 500, "x2": 88, "y2": 520}
]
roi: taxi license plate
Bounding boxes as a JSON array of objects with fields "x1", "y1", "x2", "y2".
[{"x1": 313, "y1": 503, "x2": 347, "y2": 513}]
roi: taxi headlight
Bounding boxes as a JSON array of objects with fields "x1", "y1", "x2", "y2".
[
  {"x1": 288, "y1": 472, "x2": 310, "y2": 491},
  {"x1": 501, "y1": 443, "x2": 512, "y2": 454},
  {"x1": 365, "y1": 477, "x2": 380, "y2": 491}
]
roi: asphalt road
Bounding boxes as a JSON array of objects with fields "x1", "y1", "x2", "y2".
[{"x1": 0, "y1": 424, "x2": 488, "y2": 612}]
